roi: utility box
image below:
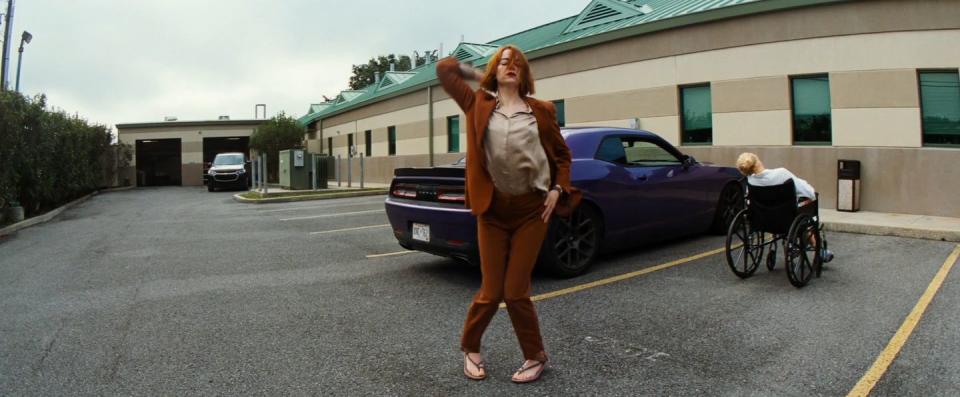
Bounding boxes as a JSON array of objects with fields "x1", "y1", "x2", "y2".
[
  {"x1": 313, "y1": 155, "x2": 328, "y2": 189},
  {"x1": 837, "y1": 159, "x2": 861, "y2": 212},
  {"x1": 279, "y1": 149, "x2": 313, "y2": 190}
]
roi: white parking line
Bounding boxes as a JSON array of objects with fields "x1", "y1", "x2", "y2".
[
  {"x1": 252, "y1": 200, "x2": 384, "y2": 213},
  {"x1": 365, "y1": 250, "x2": 416, "y2": 258},
  {"x1": 309, "y1": 224, "x2": 391, "y2": 235},
  {"x1": 279, "y1": 209, "x2": 385, "y2": 221}
]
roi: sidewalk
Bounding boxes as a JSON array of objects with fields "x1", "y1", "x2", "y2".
[
  {"x1": 253, "y1": 180, "x2": 390, "y2": 194},
  {"x1": 821, "y1": 209, "x2": 960, "y2": 242},
  {"x1": 234, "y1": 181, "x2": 389, "y2": 204}
]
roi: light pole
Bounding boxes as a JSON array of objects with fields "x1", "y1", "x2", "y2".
[
  {"x1": 1, "y1": 0, "x2": 15, "y2": 91},
  {"x1": 14, "y1": 30, "x2": 30, "y2": 92}
]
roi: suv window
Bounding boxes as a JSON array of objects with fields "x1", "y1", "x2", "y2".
[{"x1": 213, "y1": 154, "x2": 244, "y2": 165}]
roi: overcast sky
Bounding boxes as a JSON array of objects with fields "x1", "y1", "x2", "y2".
[{"x1": 3, "y1": 0, "x2": 587, "y2": 132}]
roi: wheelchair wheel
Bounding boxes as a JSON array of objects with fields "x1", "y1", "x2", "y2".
[
  {"x1": 725, "y1": 209, "x2": 765, "y2": 279},
  {"x1": 785, "y1": 214, "x2": 821, "y2": 288}
]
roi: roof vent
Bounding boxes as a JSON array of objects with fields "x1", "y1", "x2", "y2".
[
  {"x1": 454, "y1": 48, "x2": 474, "y2": 61},
  {"x1": 563, "y1": 0, "x2": 648, "y2": 35},
  {"x1": 376, "y1": 71, "x2": 416, "y2": 92},
  {"x1": 339, "y1": 90, "x2": 365, "y2": 102},
  {"x1": 449, "y1": 42, "x2": 499, "y2": 64},
  {"x1": 582, "y1": 3, "x2": 619, "y2": 24}
]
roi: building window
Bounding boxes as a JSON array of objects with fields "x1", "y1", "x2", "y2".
[
  {"x1": 388, "y1": 126, "x2": 396, "y2": 156},
  {"x1": 347, "y1": 133, "x2": 354, "y2": 157},
  {"x1": 919, "y1": 70, "x2": 960, "y2": 146},
  {"x1": 327, "y1": 137, "x2": 332, "y2": 156},
  {"x1": 680, "y1": 84, "x2": 712, "y2": 145},
  {"x1": 364, "y1": 130, "x2": 372, "y2": 157},
  {"x1": 552, "y1": 99, "x2": 565, "y2": 127},
  {"x1": 447, "y1": 116, "x2": 460, "y2": 153},
  {"x1": 791, "y1": 75, "x2": 832, "y2": 145}
]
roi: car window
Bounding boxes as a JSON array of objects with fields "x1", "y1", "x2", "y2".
[
  {"x1": 213, "y1": 154, "x2": 244, "y2": 165},
  {"x1": 622, "y1": 138, "x2": 681, "y2": 166},
  {"x1": 596, "y1": 137, "x2": 626, "y2": 164}
]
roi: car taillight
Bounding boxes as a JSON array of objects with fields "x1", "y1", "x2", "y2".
[
  {"x1": 392, "y1": 183, "x2": 417, "y2": 198},
  {"x1": 437, "y1": 187, "x2": 465, "y2": 203}
]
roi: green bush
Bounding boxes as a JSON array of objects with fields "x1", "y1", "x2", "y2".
[
  {"x1": 0, "y1": 90, "x2": 118, "y2": 217},
  {"x1": 249, "y1": 112, "x2": 305, "y2": 183}
]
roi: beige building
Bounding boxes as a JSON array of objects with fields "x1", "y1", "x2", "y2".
[
  {"x1": 116, "y1": 119, "x2": 266, "y2": 187},
  {"x1": 299, "y1": 0, "x2": 960, "y2": 217}
]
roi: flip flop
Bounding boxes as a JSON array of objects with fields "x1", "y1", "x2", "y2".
[
  {"x1": 511, "y1": 360, "x2": 545, "y2": 383},
  {"x1": 463, "y1": 353, "x2": 486, "y2": 380}
]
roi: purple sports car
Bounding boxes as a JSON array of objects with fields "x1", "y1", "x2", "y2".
[{"x1": 384, "y1": 127, "x2": 744, "y2": 277}]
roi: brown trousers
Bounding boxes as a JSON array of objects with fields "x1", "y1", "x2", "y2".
[{"x1": 461, "y1": 189, "x2": 549, "y2": 362}]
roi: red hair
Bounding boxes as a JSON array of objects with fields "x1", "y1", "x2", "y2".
[{"x1": 480, "y1": 45, "x2": 535, "y2": 97}]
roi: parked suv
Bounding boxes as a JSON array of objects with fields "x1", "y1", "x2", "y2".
[{"x1": 207, "y1": 152, "x2": 249, "y2": 192}]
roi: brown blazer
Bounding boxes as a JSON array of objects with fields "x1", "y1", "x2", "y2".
[{"x1": 436, "y1": 57, "x2": 572, "y2": 216}]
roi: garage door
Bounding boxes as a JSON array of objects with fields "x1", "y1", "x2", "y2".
[{"x1": 135, "y1": 139, "x2": 182, "y2": 186}]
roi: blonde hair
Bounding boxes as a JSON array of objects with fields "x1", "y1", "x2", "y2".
[{"x1": 736, "y1": 152, "x2": 761, "y2": 176}]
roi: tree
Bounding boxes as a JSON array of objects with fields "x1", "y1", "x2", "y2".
[
  {"x1": 249, "y1": 112, "x2": 305, "y2": 183},
  {"x1": 347, "y1": 51, "x2": 438, "y2": 90},
  {"x1": 0, "y1": 91, "x2": 117, "y2": 217},
  {"x1": 349, "y1": 54, "x2": 411, "y2": 90}
]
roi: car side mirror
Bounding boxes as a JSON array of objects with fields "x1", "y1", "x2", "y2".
[{"x1": 682, "y1": 155, "x2": 696, "y2": 170}]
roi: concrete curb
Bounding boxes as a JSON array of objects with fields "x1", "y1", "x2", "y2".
[
  {"x1": 823, "y1": 221, "x2": 960, "y2": 243},
  {"x1": 0, "y1": 191, "x2": 100, "y2": 237},
  {"x1": 232, "y1": 189, "x2": 388, "y2": 204},
  {"x1": 99, "y1": 186, "x2": 137, "y2": 193}
]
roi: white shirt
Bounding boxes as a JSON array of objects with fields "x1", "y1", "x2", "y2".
[
  {"x1": 747, "y1": 168, "x2": 816, "y2": 200},
  {"x1": 483, "y1": 92, "x2": 551, "y2": 196}
]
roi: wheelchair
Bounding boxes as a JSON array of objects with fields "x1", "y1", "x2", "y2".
[{"x1": 724, "y1": 179, "x2": 829, "y2": 288}]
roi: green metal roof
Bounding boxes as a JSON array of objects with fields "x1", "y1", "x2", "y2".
[{"x1": 298, "y1": 0, "x2": 844, "y2": 127}]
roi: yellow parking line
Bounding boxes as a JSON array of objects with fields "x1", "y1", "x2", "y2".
[
  {"x1": 310, "y1": 224, "x2": 390, "y2": 235},
  {"x1": 498, "y1": 245, "x2": 734, "y2": 309},
  {"x1": 847, "y1": 244, "x2": 960, "y2": 397},
  {"x1": 366, "y1": 250, "x2": 416, "y2": 258}
]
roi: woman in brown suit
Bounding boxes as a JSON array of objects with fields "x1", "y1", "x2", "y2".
[{"x1": 436, "y1": 45, "x2": 573, "y2": 383}]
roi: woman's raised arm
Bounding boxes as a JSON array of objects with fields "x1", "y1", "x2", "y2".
[{"x1": 436, "y1": 57, "x2": 478, "y2": 113}]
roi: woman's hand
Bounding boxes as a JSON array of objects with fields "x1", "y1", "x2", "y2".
[
  {"x1": 458, "y1": 62, "x2": 482, "y2": 81},
  {"x1": 541, "y1": 189, "x2": 560, "y2": 223}
]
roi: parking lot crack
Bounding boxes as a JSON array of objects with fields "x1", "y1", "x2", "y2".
[
  {"x1": 98, "y1": 282, "x2": 142, "y2": 385},
  {"x1": 31, "y1": 320, "x2": 65, "y2": 378}
]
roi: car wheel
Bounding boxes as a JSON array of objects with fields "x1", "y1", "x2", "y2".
[
  {"x1": 711, "y1": 182, "x2": 744, "y2": 234},
  {"x1": 539, "y1": 204, "x2": 602, "y2": 278}
]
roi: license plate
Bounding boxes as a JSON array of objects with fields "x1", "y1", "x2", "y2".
[{"x1": 412, "y1": 223, "x2": 430, "y2": 242}]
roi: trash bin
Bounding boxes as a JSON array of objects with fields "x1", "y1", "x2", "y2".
[{"x1": 837, "y1": 159, "x2": 860, "y2": 212}]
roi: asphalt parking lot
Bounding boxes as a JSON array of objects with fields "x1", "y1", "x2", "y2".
[{"x1": 1, "y1": 187, "x2": 958, "y2": 396}]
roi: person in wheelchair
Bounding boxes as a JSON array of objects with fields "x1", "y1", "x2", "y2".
[{"x1": 736, "y1": 152, "x2": 834, "y2": 262}]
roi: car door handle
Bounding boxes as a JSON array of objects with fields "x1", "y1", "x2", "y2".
[{"x1": 634, "y1": 175, "x2": 648, "y2": 181}]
